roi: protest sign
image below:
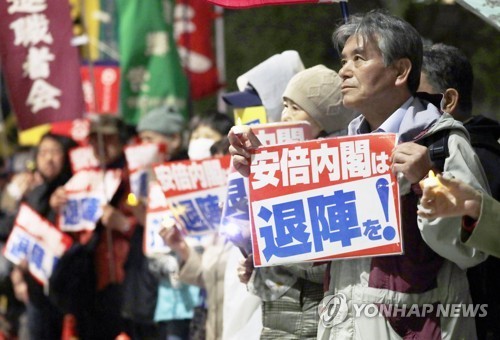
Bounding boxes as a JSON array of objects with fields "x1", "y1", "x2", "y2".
[
  {"x1": 251, "y1": 121, "x2": 312, "y2": 145},
  {"x1": 220, "y1": 121, "x2": 312, "y2": 247},
  {"x1": 69, "y1": 145, "x2": 99, "y2": 173},
  {"x1": 4, "y1": 204, "x2": 73, "y2": 285},
  {"x1": 58, "y1": 169, "x2": 122, "y2": 232},
  {"x1": 248, "y1": 133, "x2": 401, "y2": 267},
  {"x1": 143, "y1": 181, "x2": 174, "y2": 256},
  {"x1": 125, "y1": 142, "x2": 167, "y2": 201},
  {"x1": 154, "y1": 155, "x2": 231, "y2": 235}
]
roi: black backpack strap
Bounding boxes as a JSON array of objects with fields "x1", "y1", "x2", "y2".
[{"x1": 416, "y1": 129, "x2": 450, "y2": 172}]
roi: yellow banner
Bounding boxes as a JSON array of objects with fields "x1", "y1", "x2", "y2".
[{"x1": 18, "y1": 124, "x2": 51, "y2": 146}]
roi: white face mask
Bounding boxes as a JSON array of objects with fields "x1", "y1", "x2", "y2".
[{"x1": 188, "y1": 138, "x2": 216, "y2": 160}]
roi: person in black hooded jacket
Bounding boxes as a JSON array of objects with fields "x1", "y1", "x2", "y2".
[
  {"x1": 419, "y1": 42, "x2": 500, "y2": 340},
  {"x1": 13, "y1": 132, "x2": 77, "y2": 340}
]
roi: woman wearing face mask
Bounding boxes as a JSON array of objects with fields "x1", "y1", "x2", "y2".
[
  {"x1": 160, "y1": 111, "x2": 235, "y2": 340},
  {"x1": 187, "y1": 111, "x2": 234, "y2": 161}
]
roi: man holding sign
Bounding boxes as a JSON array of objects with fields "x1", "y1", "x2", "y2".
[{"x1": 229, "y1": 10, "x2": 489, "y2": 340}]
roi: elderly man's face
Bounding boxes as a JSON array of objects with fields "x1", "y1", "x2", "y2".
[{"x1": 339, "y1": 35, "x2": 398, "y2": 114}]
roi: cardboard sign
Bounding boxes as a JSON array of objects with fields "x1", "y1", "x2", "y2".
[
  {"x1": 248, "y1": 133, "x2": 402, "y2": 267},
  {"x1": 125, "y1": 142, "x2": 167, "y2": 201},
  {"x1": 154, "y1": 155, "x2": 231, "y2": 235},
  {"x1": 143, "y1": 181, "x2": 173, "y2": 256},
  {"x1": 69, "y1": 145, "x2": 99, "y2": 173},
  {"x1": 58, "y1": 169, "x2": 122, "y2": 232},
  {"x1": 4, "y1": 204, "x2": 73, "y2": 285},
  {"x1": 251, "y1": 121, "x2": 312, "y2": 146},
  {"x1": 220, "y1": 121, "x2": 312, "y2": 243}
]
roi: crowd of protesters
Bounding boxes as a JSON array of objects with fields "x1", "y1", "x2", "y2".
[{"x1": 0, "y1": 8, "x2": 499, "y2": 340}]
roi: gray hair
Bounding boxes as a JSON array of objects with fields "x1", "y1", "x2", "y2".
[
  {"x1": 332, "y1": 10, "x2": 423, "y2": 94},
  {"x1": 422, "y1": 43, "x2": 473, "y2": 117}
]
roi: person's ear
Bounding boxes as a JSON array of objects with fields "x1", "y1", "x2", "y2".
[
  {"x1": 442, "y1": 88, "x2": 459, "y2": 115},
  {"x1": 394, "y1": 58, "x2": 412, "y2": 87}
]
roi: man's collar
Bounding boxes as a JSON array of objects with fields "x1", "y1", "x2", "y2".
[
  {"x1": 358, "y1": 96, "x2": 414, "y2": 134},
  {"x1": 376, "y1": 96, "x2": 414, "y2": 133}
]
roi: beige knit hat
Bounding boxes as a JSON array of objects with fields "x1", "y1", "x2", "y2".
[{"x1": 282, "y1": 65, "x2": 356, "y2": 134}]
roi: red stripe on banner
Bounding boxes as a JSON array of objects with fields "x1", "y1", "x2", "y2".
[
  {"x1": 80, "y1": 63, "x2": 120, "y2": 114},
  {"x1": 206, "y1": 0, "x2": 326, "y2": 9},
  {"x1": 0, "y1": 0, "x2": 84, "y2": 131},
  {"x1": 175, "y1": 0, "x2": 220, "y2": 99}
]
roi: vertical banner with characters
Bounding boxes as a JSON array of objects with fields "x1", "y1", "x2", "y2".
[
  {"x1": 248, "y1": 133, "x2": 402, "y2": 267},
  {"x1": 0, "y1": 0, "x2": 84, "y2": 131},
  {"x1": 154, "y1": 155, "x2": 230, "y2": 235},
  {"x1": 117, "y1": 0, "x2": 189, "y2": 125},
  {"x1": 80, "y1": 63, "x2": 120, "y2": 114},
  {"x1": 58, "y1": 169, "x2": 122, "y2": 232},
  {"x1": 175, "y1": 0, "x2": 220, "y2": 99},
  {"x1": 4, "y1": 204, "x2": 73, "y2": 285}
]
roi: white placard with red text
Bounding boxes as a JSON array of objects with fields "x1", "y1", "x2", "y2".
[
  {"x1": 248, "y1": 133, "x2": 402, "y2": 267},
  {"x1": 221, "y1": 121, "x2": 312, "y2": 236},
  {"x1": 4, "y1": 204, "x2": 73, "y2": 285},
  {"x1": 58, "y1": 169, "x2": 122, "y2": 232},
  {"x1": 143, "y1": 181, "x2": 174, "y2": 256},
  {"x1": 125, "y1": 143, "x2": 166, "y2": 201},
  {"x1": 153, "y1": 155, "x2": 231, "y2": 235},
  {"x1": 69, "y1": 145, "x2": 99, "y2": 173}
]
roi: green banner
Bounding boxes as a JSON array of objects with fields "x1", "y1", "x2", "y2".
[{"x1": 117, "y1": 0, "x2": 188, "y2": 125}]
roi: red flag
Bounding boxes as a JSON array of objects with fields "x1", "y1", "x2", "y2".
[
  {"x1": 80, "y1": 63, "x2": 120, "y2": 115},
  {"x1": 175, "y1": 0, "x2": 220, "y2": 99},
  {"x1": 0, "y1": 0, "x2": 84, "y2": 131},
  {"x1": 206, "y1": 0, "x2": 336, "y2": 8},
  {"x1": 50, "y1": 119, "x2": 90, "y2": 145}
]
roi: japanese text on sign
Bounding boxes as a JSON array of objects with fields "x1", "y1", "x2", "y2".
[
  {"x1": 154, "y1": 156, "x2": 230, "y2": 235},
  {"x1": 4, "y1": 204, "x2": 72, "y2": 285},
  {"x1": 154, "y1": 155, "x2": 230, "y2": 195},
  {"x1": 249, "y1": 134, "x2": 402, "y2": 267},
  {"x1": 58, "y1": 169, "x2": 122, "y2": 231},
  {"x1": 251, "y1": 139, "x2": 390, "y2": 190},
  {"x1": 221, "y1": 121, "x2": 312, "y2": 241},
  {"x1": 8, "y1": 0, "x2": 60, "y2": 113}
]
